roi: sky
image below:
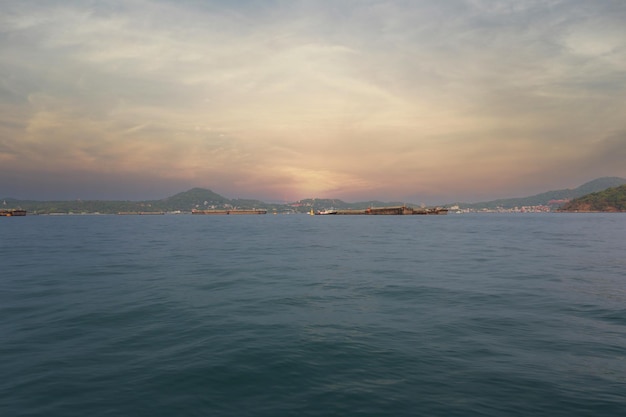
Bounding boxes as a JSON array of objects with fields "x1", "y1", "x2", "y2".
[{"x1": 1, "y1": 0, "x2": 625, "y2": 204}]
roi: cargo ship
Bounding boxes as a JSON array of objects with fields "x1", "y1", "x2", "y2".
[
  {"x1": 0, "y1": 209, "x2": 27, "y2": 217},
  {"x1": 333, "y1": 206, "x2": 448, "y2": 215}
]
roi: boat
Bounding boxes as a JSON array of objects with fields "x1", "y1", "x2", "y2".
[
  {"x1": 316, "y1": 209, "x2": 338, "y2": 215},
  {"x1": 0, "y1": 209, "x2": 27, "y2": 217},
  {"x1": 332, "y1": 206, "x2": 448, "y2": 215}
]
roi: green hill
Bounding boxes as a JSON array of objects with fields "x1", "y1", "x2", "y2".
[
  {"x1": 559, "y1": 184, "x2": 626, "y2": 212},
  {"x1": 457, "y1": 177, "x2": 626, "y2": 209},
  {"x1": 155, "y1": 187, "x2": 230, "y2": 211},
  {"x1": 2, "y1": 188, "x2": 274, "y2": 214}
]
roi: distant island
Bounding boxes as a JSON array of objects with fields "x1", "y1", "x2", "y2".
[
  {"x1": 0, "y1": 187, "x2": 443, "y2": 215},
  {"x1": 452, "y1": 177, "x2": 626, "y2": 211},
  {"x1": 2, "y1": 176, "x2": 626, "y2": 215},
  {"x1": 558, "y1": 184, "x2": 626, "y2": 212}
]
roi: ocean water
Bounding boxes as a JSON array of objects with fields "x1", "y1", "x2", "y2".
[{"x1": 1, "y1": 213, "x2": 625, "y2": 416}]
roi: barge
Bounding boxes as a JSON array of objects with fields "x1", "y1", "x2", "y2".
[
  {"x1": 333, "y1": 206, "x2": 448, "y2": 215},
  {"x1": 0, "y1": 209, "x2": 26, "y2": 217}
]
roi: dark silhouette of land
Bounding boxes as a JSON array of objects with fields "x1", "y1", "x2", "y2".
[{"x1": 2, "y1": 177, "x2": 625, "y2": 214}]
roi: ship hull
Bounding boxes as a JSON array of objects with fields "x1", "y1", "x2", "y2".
[{"x1": 0, "y1": 209, "x2": 27, "y2": 216}]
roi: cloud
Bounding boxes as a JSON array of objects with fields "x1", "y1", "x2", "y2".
[
  {"x1": 1, "y1": 0, "x2": 626, "y2": 202},
  {"x1": 585, "y1": 131, "x2": 626, "y2": 173}
]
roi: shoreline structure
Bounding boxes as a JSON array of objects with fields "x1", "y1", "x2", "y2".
[
  {"x1": 333, "y1": 206, "x2": 448, "y2": 215},
  {"x1": 192, "y1": 206, "x2": 449, "y2": 215},
  {"x1": 1, "y1": 206, "x2": 449, "y2": 216},
  {"x1": 191, "y1": 209, "x2": 268, "y2": 215}
]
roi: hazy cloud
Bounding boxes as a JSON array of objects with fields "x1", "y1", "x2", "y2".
[{"x1": 1, "y1": 0, "x2": 625, "y2": 202}]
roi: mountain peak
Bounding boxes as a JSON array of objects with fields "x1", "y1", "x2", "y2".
[
  {"x1": 575, "y1": 177, "x2": 626, "y2": 194},
  {"x1": 161, "y1": 188, "x2": 229, "y2": 206}
]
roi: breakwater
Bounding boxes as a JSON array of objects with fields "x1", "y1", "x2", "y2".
[{"x1": 191, "y1": 209, "x2": 267, "y2": 215}]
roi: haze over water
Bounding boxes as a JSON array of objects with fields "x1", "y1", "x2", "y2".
[{"x1": 2, "y1": 213, "x2": 625, "y2": 416}]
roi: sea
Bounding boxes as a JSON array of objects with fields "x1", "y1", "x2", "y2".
[{"x1": 1, "y1": 213, "x2": 625, "y2": 417}]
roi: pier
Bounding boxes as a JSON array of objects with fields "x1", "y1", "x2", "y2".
[{"x1": 192, "y1": 209, "x2": 267, "y2": 215}]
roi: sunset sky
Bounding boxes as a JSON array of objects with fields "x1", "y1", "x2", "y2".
[{"x1": 1, "y1": 0, "x2": 625, "y2": 203}]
